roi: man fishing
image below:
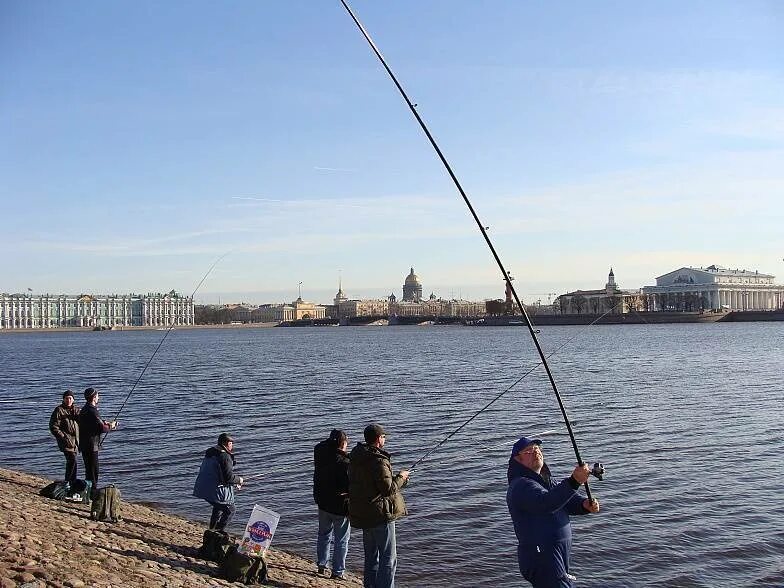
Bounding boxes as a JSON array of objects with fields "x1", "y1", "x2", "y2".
[
  {"x1": 193, "y1": 433, "x2": 244, "y2": 531},
  {"x1": 313, "y1": 429, "x2": 351, "y2": 580},
  {"x1": 507, "y1": 436, "x2": 600, "y2": 588},
  {"x1": 78, "y1": 387, "x2": 117, "y2": 493},
  {"x1": 349, "y1": 424, "x2": 409, "y2": 588},
  {"x1": 49, "y1": 390, "x2": 80, "y2": 483}
]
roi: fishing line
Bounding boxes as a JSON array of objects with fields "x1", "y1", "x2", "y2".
[
  {"x1": 407, "y1": 298, "x2": 623, "y2": 470},
  {"x1": 340, "y1": 1, "x2": 599, "y2": 499},
  {"x1": 100, "y1": 251, "x2": 231, "y2": 446}
]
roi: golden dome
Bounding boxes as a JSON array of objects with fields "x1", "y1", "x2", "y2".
[{"x1": 404, "y1": 267, "x2": 420, "y2": 285}]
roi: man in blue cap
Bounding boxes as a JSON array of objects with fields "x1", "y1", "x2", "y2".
[{"x1": 506, "y1": 436, "x2": 600, "y2": 588}]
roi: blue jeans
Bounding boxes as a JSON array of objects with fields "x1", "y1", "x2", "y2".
[
  {"x1": 317, "y1": 509, "x2": 351, "y2": 574},
  {"x1": 362, "y1": 521, "x2": 397, "y2": 588}
]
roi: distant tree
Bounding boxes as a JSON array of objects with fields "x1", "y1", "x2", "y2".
[
  {"x1": 590, "y1": 298, "x2": 600, "y2": 314},
  {"x1": 572, "y1": 294, "x2": 587, "y2": 315}
]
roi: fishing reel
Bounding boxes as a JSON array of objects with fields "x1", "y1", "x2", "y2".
[{"x1": 590, "y1": 462, "x2": 605, "y2": 481}]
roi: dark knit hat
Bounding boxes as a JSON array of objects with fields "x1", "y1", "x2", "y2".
[
  {"x1": 328, "y1": 429, "x2": 347, "y2": 445},
  {"x1": 363, "y1": 423, "x2": 386, "y2": 443},
  {"x1": 63, "y1": 390, "x2": 74, "y2": 399},
  {"x1": 84, "y1": 387, "x2": 97, "y2": 401},
  {"x1": 218, "y1": 433, "x2": 234, "y2": 447}
]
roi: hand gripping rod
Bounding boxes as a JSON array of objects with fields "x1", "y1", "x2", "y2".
[{"x1": 339, "y1": 0, "x2": 593, "y2": 500}]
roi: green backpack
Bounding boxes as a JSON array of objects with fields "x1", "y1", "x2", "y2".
[
  {"x1": 91, "y1": 485, "x2": 122, "y2": 522},
  {"x1": 219, "y1": 544, "x2": 268, "y2": 585},
  {"x1": 198, "y1": 529, "x2": 233, "y2": 563}
]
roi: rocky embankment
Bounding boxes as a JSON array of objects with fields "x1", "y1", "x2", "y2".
[{"x1": 0, "y1": 469, "x2": 361, "y2": 587}]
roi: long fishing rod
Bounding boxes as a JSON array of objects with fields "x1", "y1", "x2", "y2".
[
  {"x1": 340, "y1": 1, "x2": 595, "y2": 499},
  {"x1": 100, "y1": 252, "x2": 230, "y2": 446}
]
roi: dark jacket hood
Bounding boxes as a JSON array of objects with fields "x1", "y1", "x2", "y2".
[
  {"x1": 350, "y1": 441, "x2": 391, "y2": 465},
  {"x1": 206, "y1": 445, "x2": 235, "y2": 465}
]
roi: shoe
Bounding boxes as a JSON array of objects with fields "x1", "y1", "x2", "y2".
[
  {"x1": 330, "y1": 572, "x2": 346, "y2": 581},
  {"x1": 317, "y1": 566, "x2": 328, "y2": 576}
]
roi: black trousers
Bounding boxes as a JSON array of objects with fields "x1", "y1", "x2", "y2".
[
  {"x1": 208, "y1": 501, "x2": 236, "y2": 531},
  {"x1": 82, "y1": 449, "x2": 99, "y2": 489},
  {"x1": 64, "y1": 451, "x2": 78, "y2": 483}
]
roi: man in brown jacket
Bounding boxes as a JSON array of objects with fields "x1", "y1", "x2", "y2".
[
  {"x1": 349, "y1": 424, "x2": 409, "y2": 588},
  {"x1": 49, "y1": 390, "x2": 80, "y2": 483}
]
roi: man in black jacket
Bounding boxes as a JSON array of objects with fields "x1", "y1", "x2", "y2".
[
  {"x1": 78, "y1": 387, "x2": 117, "y2": 492},
  {"x1": 314, "y1": 429, "x2": 351, "y2": 580},
  {"x1": 49, "y1": 390, "x2": 80, "y2": 483},
  {"x1": 193, "y1": 433, "x2": 244, "y2": 531}
]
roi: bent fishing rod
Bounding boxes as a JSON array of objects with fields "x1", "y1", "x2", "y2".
[
  {"x1": 100, "y1": 251, "x2": 230, "y2": 446},
  {"x1": 340, "y1": 1, "x2": 595, "y2": 499}
]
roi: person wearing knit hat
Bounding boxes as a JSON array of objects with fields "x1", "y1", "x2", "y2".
[
  {"x1": 313, "y1": 429, "x2": 351, "y2": 579},
  {"x1": 78, "y1": 388, "x2": 118, "y2": 493},
  {"x1": 49, "y1": 390, "x2": 80, "y2": 483},
  {"x1": 193, "y1": 433, "x2": 244, "y2": 531}
]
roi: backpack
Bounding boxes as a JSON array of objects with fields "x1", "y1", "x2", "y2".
[
  {"x1": 91, "y1": 485, "x2": 122, "y2": 522},
  {"x1": 64, "y1": 479, "x2": 93, "y2": 504},
  {"x1": 198, "y1": 529, "x2": 233, "y2": 563},
  {"x1": 39, "y1": 481, "x2": 69, "y2": 500},
  {"x1": 219, "y1": 544, "x2": 268, "y2": 585}
]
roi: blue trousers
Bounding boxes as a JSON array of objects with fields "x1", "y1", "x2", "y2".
[
  {"x1": 316, "y1": 509, "x2": 351, "y2": 575},
  {"x1": 362, "y1": 521, "x2": 397, "y2": 588},
  {"x1": 517, "y1": 540, "x2": 574, "y2": 588}
]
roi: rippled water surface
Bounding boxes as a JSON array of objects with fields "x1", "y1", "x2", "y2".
[{"x1": 2, "y1": 324, "x2": 783, "y2": 587}]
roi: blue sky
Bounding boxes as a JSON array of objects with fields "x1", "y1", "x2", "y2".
[{"x1": 2, "y1": 1, "x2": 782, "y2": 304}]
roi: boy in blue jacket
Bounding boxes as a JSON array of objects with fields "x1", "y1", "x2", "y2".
[{"x1": 506, "y1": 436, "x2": 600, "y2": 588}]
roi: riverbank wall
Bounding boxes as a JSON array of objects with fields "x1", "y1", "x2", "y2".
[{"x1": 0, "y1": 468, "x2": 361, "y2": 587}]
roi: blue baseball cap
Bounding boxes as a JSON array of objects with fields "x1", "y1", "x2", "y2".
[{"x1": 511, "y1": 436, "x2": 542, "y2": 457}]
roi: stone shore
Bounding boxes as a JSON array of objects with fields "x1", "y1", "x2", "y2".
[{"x1": 0, "y1": 468, "x2": 362, "y2": 588}]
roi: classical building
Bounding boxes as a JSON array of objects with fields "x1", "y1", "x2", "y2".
[
  {"x1": 292, "y1": 297, "x2": 326, "y2": 320},
  {"x1": 402, "y1": 268, "x2": 423, "y2": 302},
  {"x1": 338, "y1": 298, "x2": 389, "y2": 318},
  {"x1": 0, "y1": 291, "x2": 194, "y2": 329},
  {"x1": 643, "y1": 265, "x2": 784, "y2": 311},
  {"x1": 255, "y1": 303, "x2": 295, "y2": 322},
  {"x1": 554, "y1": 269, "x2": 639, "y2": 314}
]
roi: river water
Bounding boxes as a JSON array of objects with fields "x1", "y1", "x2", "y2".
[{"x1": 1, "y1": 323, "x2": 782, "y2": 587}]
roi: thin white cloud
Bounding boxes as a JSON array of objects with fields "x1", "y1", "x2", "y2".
[{"x1": 313, "y1": 166, "x2": 356, "y2": 173}]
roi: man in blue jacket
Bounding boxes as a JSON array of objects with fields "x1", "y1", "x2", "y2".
[
  {"x1": 193, "y1": 433, "x2": 244, "y2": 531},
  {"x1": 506, "y1": 436, "x2": 600, "y2": 588}
]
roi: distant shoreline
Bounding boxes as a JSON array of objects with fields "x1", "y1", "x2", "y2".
[{"x1": 2, "y1": 310, "x2": 783, "y2": 335}]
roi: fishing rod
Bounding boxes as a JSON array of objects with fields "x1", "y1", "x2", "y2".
[
  {"x1": 339, "y1": 1, "x2": 597, "y2": 499},
  {"x1": 100, "y1": 251, "x2": 230, "y2": 446}
]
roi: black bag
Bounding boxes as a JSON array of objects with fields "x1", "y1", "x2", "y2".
[
  {"x1": 198, "y1": 529, "x2": 233, "y2": 563},
  {"x1": 40, "y1": 481, "x2": 69, "y2": 500},
  {"x1": 64, "y1": 479, "x2": 93, "y2": 503},
  {"x1": 91, "y1": 485, "x2": 122, "y2": 522},
  {"x1": 219, "y1": 544, "x2": 268, "y2": 585}
]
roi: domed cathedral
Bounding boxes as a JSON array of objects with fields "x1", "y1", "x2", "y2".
[{"x1": 402, "y1": 267, "x2": 423, "y2": 302}]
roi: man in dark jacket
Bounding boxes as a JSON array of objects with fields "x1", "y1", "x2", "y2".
[
  {"x1": 78, "y1": 387, "x2": 117, "y2": 492},
  {"x1": 506, "y1": 436, "x2": 600, "y2": 588},
  {"x1": 314, "y1": 429, "x2": 351, "y2": 580},
  {"x1": 193, "y1": 433, "x2": 244, "y2": 531},
  {"x1": 49, "y1": 390, "x2": 80, "y2": 483},
  {"x1": 349, "y1": 424, "x2": 409, "y2": 588}
]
